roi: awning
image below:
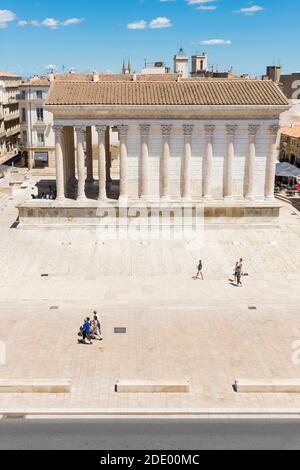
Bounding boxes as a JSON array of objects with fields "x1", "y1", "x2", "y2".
[{"x1": 276, "y1": 162, "x2": 300, "y2": 177}]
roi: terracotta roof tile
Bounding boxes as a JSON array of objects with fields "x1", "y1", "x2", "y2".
[
  {"x1": 46, "y1": 79, "x2": 289, "y2": 107},
  {"x1": 281, "y1": 126, "x2": 300, "y2": 138}
]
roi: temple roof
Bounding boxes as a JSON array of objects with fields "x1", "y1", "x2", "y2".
[{"x1": 46, "y1": 79, "x2": 289, "y2": 107}]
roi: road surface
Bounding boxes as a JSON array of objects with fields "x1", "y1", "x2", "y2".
[{"x1": 0, "y1": 419, "x2": 300, "y2": 450}]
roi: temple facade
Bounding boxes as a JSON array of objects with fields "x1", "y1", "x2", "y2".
[{"x1": 18, "y1": 78, "x2": 290, "y2": 226}]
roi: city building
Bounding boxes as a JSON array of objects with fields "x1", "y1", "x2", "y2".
[
  {"x1": 0, "y1": 71, "x2": 21, "y2": 164},
  {"x1": 141, "y1": 60, "x2": 170, "y2": 75},
  {"x1": 191, "y1": 53, "x2": 209, "y2": 77},
  {"x1": 173, "y1": 48, "x2": 189, "y2": 78},
  {"x1": 18, "y1": 78, "x2": 290, "y2": 226},
  {"x1": 265, "y1": 66, "x2": 300, "y2": 127},
  {"x1": 280, "y1": 126, "x2": 300, "y2": 167}
]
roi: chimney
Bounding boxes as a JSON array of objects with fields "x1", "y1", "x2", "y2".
[
  {"x1": 49, "y1": 73, "x2": 55, "y2": 82},
  {"x1": 131, "y1": 73, "x2": 137, "y2": 82},
  {"x1": 93, "y1": 71, "x2": 99, "y2": 82}
]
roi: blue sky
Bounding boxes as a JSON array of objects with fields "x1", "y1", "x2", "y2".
[{"x1": 0, "y1": 0, "x2": 299, "y2": 77}]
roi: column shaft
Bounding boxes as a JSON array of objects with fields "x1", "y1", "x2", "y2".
[
  {"x1": 245, "y1": 125, "x2": 260, "y2": 200},
  {"x1": 75, "y1": 126, "x2": 87, "y2": 200},
  {"x1": 265, "y1": 125, "x2": 280, "y2": 200},
  {"x1": 161, "y1": 125, "x2": 172, "y2": 201},
  {"x1": 86, "y1": 126, "x2": 94, "y2": 183},
  {"x1": 203, "y1": 125, "x2": 215, "y2": 199},
  {"x1": 118, "y1": 125, "x2": 129, "y2": 201},
  {"x1": 224, "y1": 125, "x2": 238, "y2": 200},
  {"x1": 182, "y1": 125, "x2": 194, "y2": 201},
  {"x1": 96, "y1": 126, "x2": 107, "y2": 200},
  {"x1": 140, "y1": 124, "x2": 151, "y2": 199},
  {"x1": 53, "y1": 126, "x2": 65, "y2": 201}
]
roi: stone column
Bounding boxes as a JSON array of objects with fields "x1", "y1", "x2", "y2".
[
  {"x1": 182, "y1": 124, "x2": 194, "y2": 201},
  {"x1": 75, "y1": 126, "x2": 87, "y2": 201},
  {"x1": 224, "y1": 125, "x2": 238, "y2": 200},
  {"x1": 53, "y1": 125, "x2": 65, "y2": 201},
  {"x1": 86, "y1": 126, "x2": 94, "y2": 183},
  {"x1": 161, "y1": 124, "x2": 173, "y2": 201},
  {"x1": 96, "y1": 125, "x2": 107, "y2": 200},
  {"x1": 118, "y1": 125, "x2": 129, "y2": 202},
  {"x1": 28, "y1": 151, "x2": 34, "y2": 171},
  {"x1": 140, "y1": 124, "x2": 151, "y2": 200},
  {"x1": 203, "y1": 125, "x2": 215, "y2": 199},
  {"x1": 265, "y1": 125, "x2": 280, "y2": 200},
  {"x1": 244, "y1": 125, "x2": 260, "y2": 200}
]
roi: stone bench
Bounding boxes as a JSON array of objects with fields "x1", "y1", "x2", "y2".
[
  {"x1": 116, "y1": 380, "x2": 190, "y2": 393},
  {"x1": 235, "y1": 379, "x2": 300, "y2": 393},
  {"x1": 0, "y1": 379, "x2": 71, "y2": 394}
]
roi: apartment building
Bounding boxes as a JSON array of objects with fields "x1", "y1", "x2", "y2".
[
  {"x1": 19, "y1": 76, "x2": 55, "y2": 169},
  {"x1": 0, "y1": 71, "x2": 21, "y2": 163}
]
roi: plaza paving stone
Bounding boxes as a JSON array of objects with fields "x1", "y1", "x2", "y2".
[{"x1": 0, "y1": 181, "x2": 300, "y2": 411}]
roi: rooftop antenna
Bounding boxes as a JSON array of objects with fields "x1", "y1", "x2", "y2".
[{"x1": 144, "y1": 58, "x2": 147, "y2": 68}]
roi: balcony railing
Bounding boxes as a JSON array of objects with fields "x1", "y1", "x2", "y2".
[{"x1": 4, "y1": 112, "x2": 19, "y2": 122}]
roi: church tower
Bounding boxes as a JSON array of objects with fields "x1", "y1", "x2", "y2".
[{"x1": 173, "y1": 47, "x2": 189, "y2": 78}]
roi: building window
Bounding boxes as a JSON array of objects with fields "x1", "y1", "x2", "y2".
[
  {"x1": 22, "y1": 130, "x2": 27, "y2": 144},
  {"x1": 36, "y1": 108, "x2": 44, "y2": 122},
  {"x1": 36, "y1": 90, "x2": 43, "y2": 100},
  {"x1": 34, "y1": 152, "x2": 48, "y2": 168},
  {"x1": 21, "y1": 108, "x2": 26, "y2": 123},
  {"x1": 37, "y1": 132, "x2": 45, "y2": 145}
]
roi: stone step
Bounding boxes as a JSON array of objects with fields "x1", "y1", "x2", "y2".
[
  {"x1": 116, "y1": 380, "x2": 190, "y2": 393},
  {"x1": 235, "y1": 379, "x2": 300, "y2": 393},
  {"x1": 0, "y1": 379, "x2": 71, "y2": 394}
]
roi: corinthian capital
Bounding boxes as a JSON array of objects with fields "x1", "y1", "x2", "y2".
[
  {"x1": 53, "y1": 125, "x2": 64, "y2": 138},
  {"x1": 249, "y1": 124, "x2": 260, "y2": 136},
  {"x1": 117, "y1": 125, "x2": 129, "y2": 137},
  {"x1": 95, "y1": 125, "x2": 107, "y2": 136},
  {"x1": 226, "y1": 125, "x2": 238, "y2": 136},
  {"x1": 161, "y1": 124, "x2": 173, "y2": 136},
  {"x1": 269, "y1": 125, "x2": 280, "y2": 136},
  {"x1": 74, "y1": 126, "x2": 86, "y2": 139},
  {"x1": 183, "y1": 124, "x2": 194, "y2": 136},
  {"x1": 140, "y1": 124, "x2": 151, "y2": 136},
  {"x1": 204, "y1": 125, "x2": 215, "y2": 138}
]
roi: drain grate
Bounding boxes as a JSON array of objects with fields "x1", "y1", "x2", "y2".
[
  {"x1": 114, "y1": 327, "x2": 127, "y2": 334},
  {"x1": 50, "y1": 306, "x2": 59, "y2": 310},
  {"x1": 248, "y1": 306, "x2": 257, "y2": 310},
  {"x1": 41, "y1": 274, "x2": 49, "y2": 277}
]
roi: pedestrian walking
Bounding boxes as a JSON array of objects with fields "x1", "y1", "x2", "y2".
[
  {"x1": 196, "y1": 259, "x2": 204, "y2": 280},
  {"x1": 236, "y1": 265, "x2": 242, "y2": 286},
  {"x1": 83, "y1": 317, "x2": 93, "y2": 344}
]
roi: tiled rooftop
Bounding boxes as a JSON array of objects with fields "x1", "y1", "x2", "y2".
[
  {"x1": 281, "y1": 126, "x2": 300, "y2": 138},
  {"x1": 46, "y1": 79, "x2": 289, "y2": 107}
]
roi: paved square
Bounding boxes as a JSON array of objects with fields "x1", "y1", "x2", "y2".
[{"x1": 0, "y1": 181, "x2": 300, "y2": 411}]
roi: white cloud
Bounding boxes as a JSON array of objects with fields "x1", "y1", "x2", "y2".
[
  {"x1": 234, "y1": 5, "x2": 264, "y2": 15},
  {"x1": 41, "y1": 18, "x2": 60, "y2": 29},
  {"x1": 127, "y1": 20, "x2": 148, "y2": 30},
  {"x1": 200, "y1": 39, "x2": 232, "y2": 45},
  {"x1": 149, "y1": 17, "x2": 172, "y2": 29},
  {"x1": 127, "y1": 17, "x2": 172, "y2": 30},
  {"x1": 19, "y1": 17, "x2": 84, "y2": 29},
  {"x1": 62, "y1": 18, "x2": 83, "y2": 26},
  {"x1": 0, "y1": 9, "x2": 16, "y2": 29},
  {"x1": 186, "y1": 0, "x2": 218, "y2": 5}
]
